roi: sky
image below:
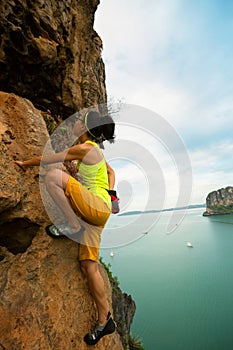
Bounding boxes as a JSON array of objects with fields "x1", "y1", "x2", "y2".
[{"x1": 94, "y1": 0, "x2": 233, "y2": 211}]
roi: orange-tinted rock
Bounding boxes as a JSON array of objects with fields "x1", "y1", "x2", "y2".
[
  {"x1": 0, "y1": 232, "x2": 123, "y2": 350},
  {"x1": 0, "y1": 92, "x2": 124, "y2": 349},
  {"x1": 0, "y1": 92, "x2": 49, "y2": 253}
]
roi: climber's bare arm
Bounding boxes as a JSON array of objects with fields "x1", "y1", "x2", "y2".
[
  {"x1": 106, "y1": 162, "x2": 115, "y2": 190},
  {"x1": 15, "y1": 143, "x2": 99, "y2": 171}
]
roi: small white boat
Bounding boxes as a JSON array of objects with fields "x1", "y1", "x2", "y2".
[
  {"x1": 186, "y1": 242, "x2": 193, "y2": 248},
  {"x1": 110, "y1": 251, "x2": 114, "y2": 257}
]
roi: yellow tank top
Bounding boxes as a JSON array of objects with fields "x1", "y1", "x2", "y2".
[{"x1": 77, "y1": 140, "x2": 111, "y2": 208}]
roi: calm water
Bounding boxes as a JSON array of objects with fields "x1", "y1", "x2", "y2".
[{"x1": 100, "y1": 209, "x2": 233, "y2": 350}]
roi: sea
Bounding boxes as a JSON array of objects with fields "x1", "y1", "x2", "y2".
[{"x1": 100, "y1": 208, "x2": 233, "y2": 350}]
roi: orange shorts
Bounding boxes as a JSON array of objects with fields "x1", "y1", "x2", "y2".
[{"x1": 65, "y1": 176, "x2": 111, "y2": 261}]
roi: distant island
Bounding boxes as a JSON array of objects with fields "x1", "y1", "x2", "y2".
[
  {"x1": 203, "y1": 186, "x2": 233, "y2": 216},
  {"x1": 118, "y1": 204, "x2": 205, "y2": 217},
  {"x1": 118, "y1": 187, "x2": 233, "y2": 218}
]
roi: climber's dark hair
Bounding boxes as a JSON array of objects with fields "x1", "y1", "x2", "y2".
[{"x1": 84, "y1": 111, "x2": 115, "y2": 144}]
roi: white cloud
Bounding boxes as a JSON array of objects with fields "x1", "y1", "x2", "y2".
[
  {"x1": 106, "y1": 122, "x2": 191, "y2": 211},
  {"x1": 96, "y1": 0, "x2": 233, "y2": 133},
  {"x1": 96, "y1": 1, "x2": 233, "y2": 206},
  {"x1": 110, "y1": 139, "x2": 233, "y2": 210},
  {"x1": 190, "y1": 140, "x2": 233, "y2": 203}
]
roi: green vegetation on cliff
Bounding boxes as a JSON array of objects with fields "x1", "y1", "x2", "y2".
[{"x1": 203, "y1": 186, "x2": 233, "y2": 216}]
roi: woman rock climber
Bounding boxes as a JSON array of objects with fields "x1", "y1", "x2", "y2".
[{"x1": 15, "y1": 111, "x2": 118, "y2": 345}]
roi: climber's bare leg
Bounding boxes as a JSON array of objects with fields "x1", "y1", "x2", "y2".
[
  {"x1": 80, "y1": 259, "x2": 109, "y2": 325},
  {"x1": 44, "y1": 168, "x2": 81, "y2": 232}
]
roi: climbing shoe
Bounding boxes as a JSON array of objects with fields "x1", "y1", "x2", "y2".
[
  {"x1": 45, "y1": 224, "x2": 85, "y2": 238},
  {"x1": 84, "y1": 312, "x2": 116, "y2": 345}
]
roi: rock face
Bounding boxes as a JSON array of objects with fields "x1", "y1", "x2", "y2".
[
  {"x1": 0, "y1": 234, "x2": 123, "y2": 350},
  {"x1": 0, "y1": 92, "x2": 49, "y2": 253},
  {"x1": 0, "y1": 92, "x2": 129, "y2": 349},
  {"x1": 111, "y1": 280, "x2": 136, "y2": 348},
  {"x1": 203, "y1": 186, "x2": 233, "y2": 216},
  {"x1": 0, "y1": 0, "x2": 106, "y2": 117},
  {"x1": 0, "y1": 1, "x2": 136, "y2": 347}
]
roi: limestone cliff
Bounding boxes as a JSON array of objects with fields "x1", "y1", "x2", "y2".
[
  {"x1": 0, "y1": 92, "x2": 136, "y2": 349},
  {"x1": 0, "y1": 0, "x2": 106, "y2": 117},
  {"x1": 0, "y1": 1, "x2": 136, "y2": 347},
  {"x1": 203, "y1": 186, "x2": 233, "y2": 216},
  {"x1": 0, "y1": 234, "x2": 123, "y2": 350},
  {"x1": 111, "y1": 280, "x2": 136, "y2": 348}
]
